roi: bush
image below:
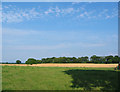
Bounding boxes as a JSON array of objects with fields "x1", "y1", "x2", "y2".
[
  {"x1": 25, "y1": 58, "x2": 37, "y2": 65},
  {"x1": 6, "y1": 62, "x2": 8, "y2": 64},
  {"x1": 108, "y1": 59, "x2": 112, "y2": 64},
  {"x1": 36, "y1": 60, "x2": 42, "y2": 63},
  {"x1": 16, "y1": 60, "x2": 21, "y2": 64}
]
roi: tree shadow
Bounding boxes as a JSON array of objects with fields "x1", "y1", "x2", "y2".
[{"x1": 63, "y1": 69, "x2": 120, "y2": 91}]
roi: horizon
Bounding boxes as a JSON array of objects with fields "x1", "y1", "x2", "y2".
[
  {"x1": 1, "y1": 54, "x2": 119, "y2": 63},
  {"x1": 2, "y1": 2, "x2": 118, "y2": 63}
]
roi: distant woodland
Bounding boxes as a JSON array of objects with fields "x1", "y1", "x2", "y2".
[{"x1": 2, "y1": 55, "x2": 120, "y2": 64}]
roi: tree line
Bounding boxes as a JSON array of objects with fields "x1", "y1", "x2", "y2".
[{"x1": 15, "y1": 55, "x2": 120, "y2": 64}]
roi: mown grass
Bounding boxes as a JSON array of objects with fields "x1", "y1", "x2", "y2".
[{"x1": 2, "y1": 66, "x2": 120, "y2": 91}]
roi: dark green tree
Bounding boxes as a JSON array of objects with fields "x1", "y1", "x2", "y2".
[
  {"x1": 105, "y1": 55, "x2": 113, "y2": 64},
  {"x1": 16, "y1": 60, "x2": 21, "y2": 64},
  {"x1": 108, "y1": 59, "x2": 112, "y2": 63},
  {"x1": 6, "y1": 62, "x2": 8, "y2": 64},
  {"x1": 99, "y1": 57, "x2": 106, "y2": 63},
  {"x1": 81, "y1": 56, "x2": 89, "y2": 63},
  {"x1": 41, "y1": 58, "x2": 46, "y2": 63},
  {"x1": 78, "y1": 57, "x2": 82, "y2": 63},
  {"x1": 112, "y1": 55, "x2": 119, "y2": 63},
  {"x1": 25, "y1": 58, "x2": 37, "y2": 65},
  {"x1": 36, "y1": 60, "x2": 42, "y2": 63},
  {"x1": 90, "y1": 55, "x2": 100, "y2": 63}
]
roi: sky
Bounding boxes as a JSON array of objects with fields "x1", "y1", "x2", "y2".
[{"x1": 2, "y1": 2, "x2": 118, "y2": 63}]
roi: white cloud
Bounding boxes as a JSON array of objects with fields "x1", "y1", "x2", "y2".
[
  {"x1": 9, "y1": 42, "x2": 105, "y2": 51},
  {"x1": 66, "y1": 42, "x2": 105, "y2": 48},
  {"x1": 106, "y1": 15, "x2": 110, "y2": 19},
  {"x1": 98, "y1": 9, "x2": 108, "y2": 17},
  {"x1": 5, "y1": 41, "x2": 105, "y2": 51},
  {"x1": 3, "y1": 11, "x2": 23, "y2": 23},
  {"x1": 2, "y1": 7, "x2": 40, "y2": 23},
  {"x1": 77, "y1": 8, "x2": 117, "y2": 20},
  {"x1": 111, "y1": 34, "x2": 118, "y2": 39},
  {"x1": 44, "y1": 7, "x2": 54, "y2": 15},
  {"x1": 72, "y1": 2, "x2": 80, "y2": 5},
  {"x1": 55, "y1": 6, "x2": 61, "y2": 16},
  {"x1": 2, "y1": 4, "x2": 118, "y2": 23},
  {"x1": 44, "y1": 7, "x2": 74, "y2": 16},
  {"x1": 4, "y1": 6, "x2": 9, "y2": 9},
  {"x1": 3, "y1": 28, "x2": 117, "y2": 44},
  {"x1": 11, "y1": 44, "x2": 67, "y2": 50},
  {"x1": 77, "y1": 11, "x2": 95, "y2": 19},
  {"x1": 98, "y1": 8, "x2": 118, "y2": 19},
  {"x1": 3, "y1": 28, "x2": 39, "y2": 35},
  {"x1": 62, "y1": 8, "x2": 74, "y2": 13}
]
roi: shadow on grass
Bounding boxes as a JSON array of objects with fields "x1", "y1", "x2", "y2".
[{"x1": 63, "y1": 69, "x2": 120, "y2": 91}]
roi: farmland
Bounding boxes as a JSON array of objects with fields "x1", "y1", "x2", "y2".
[
  {"x1": 2, "y1": 65, "x2": 120, "y2": 91},
  {"x1": 1, "y1": 63, "x2": 118, "y2": 67}
]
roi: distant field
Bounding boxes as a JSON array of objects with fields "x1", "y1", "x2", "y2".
[
  {"x1": 2, "y1": 66, "x2": 120, "y2": 91},
  {"x1": 1, "y1": 63, "x2": 118, "y2": 67}
]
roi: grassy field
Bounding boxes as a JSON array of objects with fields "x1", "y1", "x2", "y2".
[{"x1": 2, "y1": 66, "x2": 120, "y2": 91}]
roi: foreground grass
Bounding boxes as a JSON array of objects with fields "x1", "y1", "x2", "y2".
[{"x1": 2, "y1": 66, "x2": 120, "y2": 91}]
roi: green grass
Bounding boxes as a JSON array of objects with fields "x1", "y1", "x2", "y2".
[{"x1": 2, "y1": 66, "x2": 120, "y2": 91}]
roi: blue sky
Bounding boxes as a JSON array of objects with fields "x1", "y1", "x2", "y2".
[{"x1": 2, "y1": 2, "x2": 118, "y2": 63}]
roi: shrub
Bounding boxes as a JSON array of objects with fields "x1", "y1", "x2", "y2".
[
  {"x1": 25, "y1": 58, "x2": 37, "y2": 65},
  {"x1": 6, "y1": 62, "x2": 8, "y2": 64},
  {"x1": 16, "y1": 60, "x2": 21, "y2": 64}
]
